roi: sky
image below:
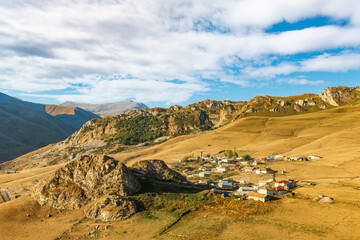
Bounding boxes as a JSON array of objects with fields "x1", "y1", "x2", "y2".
[{"x1": 0, "y1": 0, "x2": 360, "y2": 108}]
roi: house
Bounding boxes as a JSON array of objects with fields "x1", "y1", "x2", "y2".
[
  {"x1": 274, "y1": 155, "x2": 285, "y2": 159},
  {"x1": 309, "y1": 156, "x2": 322, "y2": 160},
  {"x1": 257, "y1": 187, "x2": 277, "y2": 195},
  {"x1": 273, "y1": 187, "x2": 288, "y2": 194},
  {"x1": 216, "y1": 166, "x2": 229, "y2": 173},
  {"x1": 254, "y1": 167, "x2": 276, "y2": 174},
  {"x1": 243, "y1": 167, "x2": 255, "y2": 173},
  {"x1": 217, "y1": 179, "x2": 234, "y2": 189},
  {"x1": 235, "y1": 186, "x2": 256, "y2": 195},
  {"x1": 199, "y1": 171, "x2": 211, "y2": 178},
  {"x1": 171, "y1": 159, "x2": 182, "y2": 162},
  {"x1": 274, "y1": 180, "x2": 291, "y2": 187},
  {"x1": 261, "y1": 167, "x2": 276, "y2": 174},
  {"x1": 254, "y1": 168, "x2": 262, "y2": 174},
  {"x1": 246, "y1": 192, "x2": 271, "y2": 202},
  {"x1": 221, "y1": 159, "x2": 230, "y2": 163},
  {"x1": 267, "y1": 157, "x2": 275, "y2": 161},
  {"x1": 284, "y1": 184, "x2": 294, "y2": 190},
  {"x1": 251, "y1": 160, "x2": 263, "y2": 166},
  {"x1": 289, "y1": 157, "x2": 300, "y2": 161}
]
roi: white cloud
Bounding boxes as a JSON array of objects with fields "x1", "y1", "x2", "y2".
[
  {"x1": 301, "y1": 52, "x2": 360, "y2": 72},
  {"x1": 0, "y1": 0, "x2": 360, "y2": 103},
  {"x1": 276, "y1": 78, "x2": 324, "y2": 86},
  {"x1": 241, "y1": 52, "x2": 360, "y2": 80}
]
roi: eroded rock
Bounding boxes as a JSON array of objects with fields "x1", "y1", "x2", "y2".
[
  {"x1": 132, "y1": 159, "x2": 187, "y2": 183},
  {"x1": 33, "y1": 155, "x2": 141, "y2": 209},
  {"x1": 84, "y1": 195, "x2": 138, "y2": 222},
  {"x1": 320, "y1": 86, "x2": 360, "y2": 106}
]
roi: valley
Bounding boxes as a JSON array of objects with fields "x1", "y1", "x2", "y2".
[{"x1": 0, "y1": 86, "x2": 360, "y2": 239}]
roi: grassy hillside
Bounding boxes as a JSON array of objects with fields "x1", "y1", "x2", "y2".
[
  {"x1": 0, "y1": 92, "x2": 101, "y2": 130},
  {"x1": 0, "y1": 103, "x2": 74, "y2": 163},
  {"x1": 45, "y1": 105, "x2": 101, "y2": 129},
  {"x1": 0, "y1": 92, "x2": 101, "y2": 163}
]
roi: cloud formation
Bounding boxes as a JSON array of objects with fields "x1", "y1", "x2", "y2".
[{"x1": 0, "y1": 0, "x2": 360, "y2": 104}]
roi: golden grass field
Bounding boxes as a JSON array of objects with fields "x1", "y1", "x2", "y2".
[{"x1": 1, "y1": 104, "x2": 360, "y2": 239}]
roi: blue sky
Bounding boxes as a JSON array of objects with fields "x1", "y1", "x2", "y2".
[{"x1": 0, "y1": 0, "x2": 360, "y2": 108}]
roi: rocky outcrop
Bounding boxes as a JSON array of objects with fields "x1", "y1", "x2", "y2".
[
  {"x1": 33, "y1": 155, "x2": 141, "y2": 209},
  {"x1": 320, "y1": 86, "x2": 360, "y2": 106},
  {"x1": 132, "y1": 160, "x2": 187, "y2": 183},
  {"x1": 84, "y1": 195, "x2": 138, "y2": 222}
]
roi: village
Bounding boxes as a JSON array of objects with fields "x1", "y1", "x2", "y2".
[{"x1": 169, "y1": 152, "x2": 323, "y2": 203}]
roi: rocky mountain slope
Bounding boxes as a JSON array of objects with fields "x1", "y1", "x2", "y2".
[
  {"x1": 0, "y1": 93, "x2": 101, "y2": 163},
  {"x1": 1, "y1": 86, "x2": 359, "y2": 170},
  {"x1": 61, "y1": 101, "x2": 148, "y2": 117}
]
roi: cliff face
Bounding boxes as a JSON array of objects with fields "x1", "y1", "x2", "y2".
[
  {"x1": 320, "y1": 86, "x2": 360, "y2": 106},
  {"x1": 33, "y1": 155, "x2": 141, "y2": 209}
]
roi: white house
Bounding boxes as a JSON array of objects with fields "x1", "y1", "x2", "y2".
[
  {"x1": 274, "y1": 155, "x2": 285, "y2": 159},
  {"x1": 274, "y1": 180, "x2": 291, "y2": 187},
  {"x1": 217, "y1": 179, "x2": 233, "y2": 189},
  {"x1": 246, "y1": 192, "x2": 271, "y2": 202},
  {"x1": 308, "y1": 156, "x2": 322, "y2": 160},
  {"x1": 257, "y1": 187, "x2": 277, "y2": 195},
  {"x1": 234, "y1": 186, "x2": 255, "y2": 196},
  {"x1": 171, "y1": 159, "x2": 182, "y2": 162},
  {"x1": 216, "y1": 166, "x2": 229, "y2": 173},
  {"x1": 199, "y1": 171, "x2": 211, "y2": 178}
]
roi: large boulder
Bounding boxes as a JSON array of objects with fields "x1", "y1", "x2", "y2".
[
  {"x1": 132, "y1": 159, "x2": 187, "y2": 183},
  {"x1": 34, "y1": 155, "x2": 141, "y2": 209},
  {"x1": 84, "y1": 195, "x2": 138, "y2": 222},
  {"x1": 319, "y1": 196, "x2": 334, "y2": 204}
]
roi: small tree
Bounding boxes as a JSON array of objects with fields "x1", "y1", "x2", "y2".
[
  {"x1": 225, "y1": 150, "x2": 234, "y2": 158},
  {"x1": 242, "y1": 154, "x2": 251, "y2": 161}
]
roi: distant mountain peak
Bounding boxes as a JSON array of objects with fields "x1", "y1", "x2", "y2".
[{"x1": 60, "y1": 101, "x2": 148, "y2": 117}]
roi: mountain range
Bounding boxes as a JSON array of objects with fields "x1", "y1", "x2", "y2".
[
  {"x1": 3, "y1": 86, "x2": 359, "y2": 169},
  {"x1": 0, "y1": 92, "x2": 101, "y2": 163},
  {"x1": 61, "y1": 101, "x2": 148, "y2": 117}
]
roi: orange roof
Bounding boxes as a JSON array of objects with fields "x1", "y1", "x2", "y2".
[
  {"x1": 276, "y1": 180, "x2": 290, "y2": 184},
  {"x1": 246, "y1": 192, "x2": 268, "y2": 198}
]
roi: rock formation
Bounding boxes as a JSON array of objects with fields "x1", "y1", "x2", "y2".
[
  {"x1": 84, "y1": 195, "x2": 138, "y2": 222},
  {"x1": 320, "y1": 86, "x2": 360, "y2": 106},
  {"x1": 34, "y1": 155, "x2": 141, "y2": 209},
  {"x1": 132, "y1": 159, "x2": 188, "y2": 183}
]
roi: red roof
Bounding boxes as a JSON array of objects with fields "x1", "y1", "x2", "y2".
[{"x1": 276, "y1": 180, "x2": 290, "y2": 184}]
